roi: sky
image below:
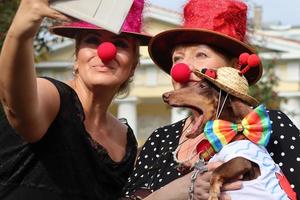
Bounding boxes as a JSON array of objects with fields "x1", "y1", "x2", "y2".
[{"x1": 148, "y1": 0, "x2": 300, "y2": 26}]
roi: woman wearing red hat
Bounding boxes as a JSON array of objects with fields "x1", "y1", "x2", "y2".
[
  {"x1": 122, "y1": 0, "x2": 299, "y2": 199},
  {"x1": 0, "y1": 0, "x2": 151, "y2": 199}
]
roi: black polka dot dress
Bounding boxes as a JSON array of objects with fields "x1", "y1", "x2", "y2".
[
  {"x1": 122, "y1": 119, "x2": 187, "y2": 197},
  {"x1": 267, "y1": 110, "x2": 300, "y2": 196},
  {"x1": 122, "y1": 109, "x2": 300, "y2": 198}
]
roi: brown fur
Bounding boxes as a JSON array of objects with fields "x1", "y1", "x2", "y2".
[{"x1": 163, "y1": 80, "x2": 261, "y2": 200}]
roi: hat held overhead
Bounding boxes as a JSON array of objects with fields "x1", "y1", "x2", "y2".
[{"x1": 50, "y1": 0, "x2": 151, "y2": 46}]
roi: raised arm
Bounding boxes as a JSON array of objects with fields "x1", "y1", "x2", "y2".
[{"x1": 0, "y1": 0, "x2": 68, "y2": 142}]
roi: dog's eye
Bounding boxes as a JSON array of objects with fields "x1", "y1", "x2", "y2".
[
  {"x1": 200, "y1": 83, "x2": 207, "y2": 88},
  {"x1": 198, "y1": 80, "x2": 209, "y2": 88}
]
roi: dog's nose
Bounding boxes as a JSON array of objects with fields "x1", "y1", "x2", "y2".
[{"x1": 162, "y1": 92, "x2": 171, "y2": 102}]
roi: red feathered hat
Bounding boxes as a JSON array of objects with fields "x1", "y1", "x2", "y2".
[{"x1": 148, "y1": 0, "x2": 262, "y2": 85}]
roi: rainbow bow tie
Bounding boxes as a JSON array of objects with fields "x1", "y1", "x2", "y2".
[{"x1": 204, "y1": 104, "x2": 272, "y2": 153}]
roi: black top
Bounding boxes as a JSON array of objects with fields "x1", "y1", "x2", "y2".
[
  {"x1": 0, "y1": 77, "x2": 138, "y2": 200},
  {"x1": 122, "y1": 109, "x2": 300, "y2": 197}
]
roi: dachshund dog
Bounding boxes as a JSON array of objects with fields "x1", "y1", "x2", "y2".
[
  {"x1": 162, "y1": 80, "x2": 295, "y2": 200},
  {"x1": 163, "y1": 80, "x2": 253, "y2": 139}
]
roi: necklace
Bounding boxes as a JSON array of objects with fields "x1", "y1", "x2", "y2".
[
  {"x1": 172, "y1": 134, "x2": 204, "y2": 167},
  {"x1": 177, "y1": 117, "x2": 194, "y2": 144},
  {"x1": 172, "y1": 117, "x2": 202, "y2": 167}
]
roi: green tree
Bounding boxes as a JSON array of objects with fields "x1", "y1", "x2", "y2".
[
  {"x1": 0, "y1": 0, "x2": 21, "y2": 113},
  {"x1": 0, "y1": 0, "x2": 20, "y2": 51},
  {"x1": 249, "y1": 59, "x2": 284, "y2": 109}
]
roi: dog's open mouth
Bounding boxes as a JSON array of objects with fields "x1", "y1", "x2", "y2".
[
  {"x1": 189, "y1": 114, "x2": 204, "y2": 138},
  {"x1": 162, "y1": 81, "x2": 213, "y2": 137}
]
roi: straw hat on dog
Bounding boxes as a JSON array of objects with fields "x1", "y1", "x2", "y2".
[
  {"x1": 148, "y1": 0, "x2": 262, "y2": 85},
  {"x1": 194, "y1": 67, "x2": 258, "y2": 106}
]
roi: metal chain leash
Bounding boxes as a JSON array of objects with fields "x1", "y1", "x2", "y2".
[{"x1": 188, "y1": 158, "x2": 208, "y2": 200}]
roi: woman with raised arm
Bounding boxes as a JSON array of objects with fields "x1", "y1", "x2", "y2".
[{"x1": 0, "y1": 0, "x2": 151, "y2": 199}]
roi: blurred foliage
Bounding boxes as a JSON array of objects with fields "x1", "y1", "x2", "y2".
[
  {"x1": 0, "y1": 0, "x2": 20, "y2": 114},
  {"x1": 249, "y1": 59, "x2": 285, "y2": 109},
  {"x1": 0, "y1": 0, "x2": 20, "y2": 51}
]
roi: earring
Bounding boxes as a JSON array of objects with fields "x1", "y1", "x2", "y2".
[{"x1": 72, "y1": 68, "x2": 78, "y2": 76}]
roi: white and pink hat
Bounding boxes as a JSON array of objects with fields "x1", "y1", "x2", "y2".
[{"x1": 50, "y1": 0, "x2": 151, "y2": 45}]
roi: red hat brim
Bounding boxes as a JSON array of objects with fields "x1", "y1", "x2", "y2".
[
  {"x1": 49, "y1": 25, "x2": 152, "y2": 46},
  {"x1": 148, "y1": 28, "x2": 262, "y2": 85}
]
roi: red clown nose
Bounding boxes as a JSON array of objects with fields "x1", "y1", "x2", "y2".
[
  {"x1": 170, "y1": 63, "x2": 191, "y2": 83},
  {"x1": 97, "y1": 42, "x2": 117, "y2": 62}
]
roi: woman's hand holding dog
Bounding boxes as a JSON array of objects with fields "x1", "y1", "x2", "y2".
[
  {"x1": 143, "y1": 161, "x2": 242, "y2": 200},
  {"x1": 192, "y1": 161, "x2": 242, "y2": 200}
]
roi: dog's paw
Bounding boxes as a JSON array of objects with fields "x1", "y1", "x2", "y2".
[
  {"x1": 209, "y1": 181, "x2": 221, "y2": 200},
  {"x1": 208, "y1": 192, "x2": 219, "y2": 200}
]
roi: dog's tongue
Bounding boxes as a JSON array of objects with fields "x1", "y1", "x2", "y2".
[{"x1": 186, "y1": 115, "x2": 204, "y2": 138}]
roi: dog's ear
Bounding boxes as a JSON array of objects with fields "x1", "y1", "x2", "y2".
[{"x1": 229, "y1": 96, "x2": 253, "y2": 120}]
